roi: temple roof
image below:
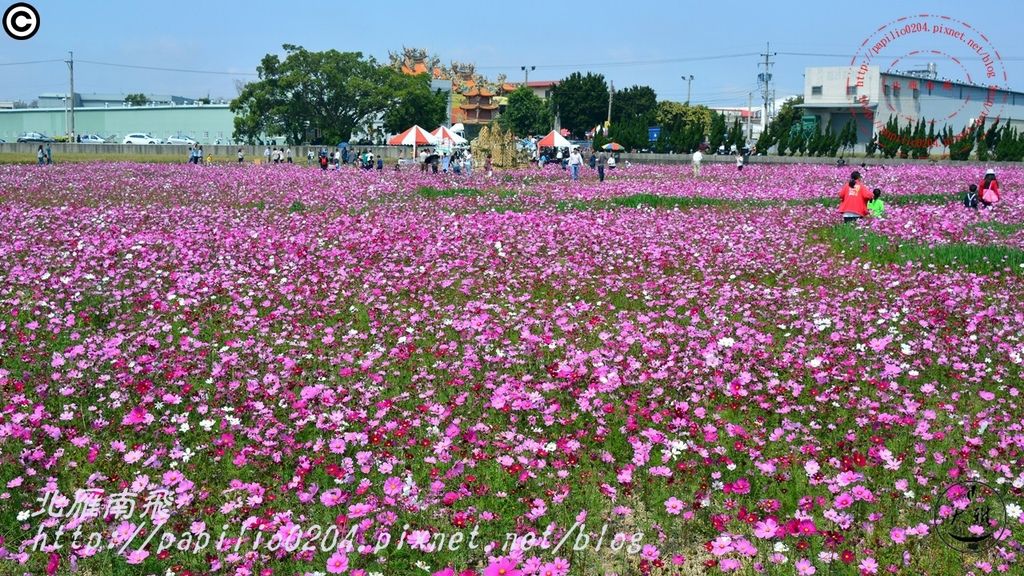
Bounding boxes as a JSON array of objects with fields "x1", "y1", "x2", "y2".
[{"x1": 463, "y1": 86, "x2": 494, "y2": 97}]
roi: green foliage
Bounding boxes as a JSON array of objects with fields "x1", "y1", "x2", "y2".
[
  {"x1": 592, "y1": 126, "x2": 609, "y2": 150},
  {"x1": 994, "y1": 125, "x2": 1024, "y2": 161},
  {"x1": 550, "y1": 72, "x2": 610, "y2": 139},
  {"x1": 878, "y1": 116, "x2": 901, "y2": 158},
  {"x1": 654, "y1": 101, "x2": 711, "y2": 153},
  {"x1": 123, "y1": 93, "x2": 149, "y2": 107},
  {"x1": 948, "y1": 122, "x2": 976, "y2": 160},
  {"x1": 864, "y1": 132, "x2": 878, "y2": 157},
  {"x1": 756, "y1": 96, "x2": 803, "y2": 154},
  {"x1": 708, "y1": 112, "x2": 727, "y2": 151},
  {"x1": 498, "y1": 87, "x2": 552, "y2": 137},
  {"x1": 820, "y1": 224, "x2": 1024, "y2": 275},
  {"x1": 727, "y1": 118, "x2": 745, "y2": 150},
  {"x1": 382, "y1": 73, "x2": 448, "y2": 135},
  {"x1": 612, "y1": 85, "x2": 658, "y2": 125},
  {"x1": 608, "y1": 116, "x2": 649, "y2": 151},
  {"x1": 230, "y1": 44, "x2": 391, "y2": 145},
  {"x1": 288, "y1": 200, "x2": 306, "y2": 213},
  {"x1": 416, "y1": 187, "x2": 485, "y2": 199}
]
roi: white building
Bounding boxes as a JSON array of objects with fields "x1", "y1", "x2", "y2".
[{"x1": 800, "y1": 66, "x2": 1024, "y2": 151}]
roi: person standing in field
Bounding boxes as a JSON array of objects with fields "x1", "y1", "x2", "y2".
[
  {"x1": 485, "y1": 153, "x2": 493, "y2": 178},
  {"x1": 568, "y1": 147, "x2": 584, "y2": 181},
  {"x1": 37, "y1": 145, "x2": 45, "y2": 165},
  {"x1": 691, "y1": 149, "x2": 703, "y2": 177},
  {"x1": 264, "y1": 146, "x2": 271, "y2": 165},
  {"x1": 838, "y1": 171, "x2": 872, "y2": 223},
  {"x1": 979, "y1": 168, "x2": 1000, "y2": 207},
  {"x1": 285, "y1": 147, "x2": 293, "y2": 164},
  {"x1": 237, "y1": 148, "x2": 244, "y2": 164},
  {"x1": 597, "y1": 151, "x2": 607, "y2": 182}
]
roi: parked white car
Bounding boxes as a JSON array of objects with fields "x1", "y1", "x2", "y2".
[
  {"x1": 123, "y1": 133, "x2": 162, "y2": 145},
  {"x1": 79, "y1": 134, "x2": 106, "y2": 144},
  {"x1": 165, "y1": 135, "x2": 198, "y2": 146}
]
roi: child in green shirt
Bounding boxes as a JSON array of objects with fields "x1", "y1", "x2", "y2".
[{"x1": 867, "y1": 188, "x2": 885, "y2": 218}]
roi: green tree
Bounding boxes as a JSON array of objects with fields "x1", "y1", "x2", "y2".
[
  {"x1": 975, "y1": 119, "x2": 989, "y2": 161},
  {"x1": 124, "y1": 93, "x2": 149, "y2": 107},
  {"x1": 382, "y1": 72, "x2": 448, "y2": 135},
  {"x1": 727, "y1": 118, "x2": 744, "y2": 150},
  {"x1": 608, "y1": 116, "x2": 649, "y2": 151},
  {"x1": 231, "y1": 44, "x2": 391, "y2": 145},
  {"x1": 878, "y1": 116, "x2": 900, "y2": 158},
  {"x1": 949, "y1": 123, "x2": 976, "y2": 160},
  {"x1": 708, "y1": 112, "x2": 727, "y2": 151},
  {"x1": 612, "y1": 85, "x2": 658, "y2": 125},
  {"x1": 756, "y1": 96, "x2": 803, "y2": 154},
  {"x1": 498, "y1": 86, "x2": 552, "y2": 137},
  {"x1": 550, "y1": 72, "x2": 609, "y2": 139}
]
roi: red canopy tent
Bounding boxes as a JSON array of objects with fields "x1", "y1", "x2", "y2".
[
  {"x1": 537, "y1": 130, "x2": 571, "y2": 149},
  {"x1": 388, "y1": 125, "x2": 439, "y2": 158}
]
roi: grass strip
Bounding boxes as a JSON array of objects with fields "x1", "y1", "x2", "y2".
[{"x1": 817, "y1": 223, "x2": 1024, "y2": 275}]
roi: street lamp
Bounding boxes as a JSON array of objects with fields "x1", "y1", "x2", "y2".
[
  {"x1": 521, "y1": 65, "x2": 535, "y2": 84},
  {"x1": 682, "y1": 75, "x2": 694, "y2": 104}
]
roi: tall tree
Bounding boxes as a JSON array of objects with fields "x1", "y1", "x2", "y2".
[
  {"x1": 550, "y1": 72, "x2": 609, "y2": 139},
  {"x1": 499, "y1": 87, "x2": 552, "y2": 137},
  {"x1": 231, "y1": 44, "x2": 391, "y2": 145},
  {"x1": 382, "y1": 72, "x2": 448, "y2": 135},
  {"x1": 612, "y1": 85, "x2": 658, "y2": 125},
  {"x1": 708, "y1": 113, "x2": 727, "y2": 151}
]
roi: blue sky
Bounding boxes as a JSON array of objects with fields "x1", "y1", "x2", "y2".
[{"x1": 2, "y1": 0, "x2": 1021, "y2": 106}]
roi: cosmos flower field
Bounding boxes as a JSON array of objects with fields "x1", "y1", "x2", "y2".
[{"x1": 1, "y1": 161, "x2": 1022, "y2": 576}]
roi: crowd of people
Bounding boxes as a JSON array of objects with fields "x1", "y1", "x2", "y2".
[{"x1": 837, "y1": 167, "x2": 1001, "y2": 223}]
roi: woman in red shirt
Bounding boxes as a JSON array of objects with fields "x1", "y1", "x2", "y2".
[
  {"x1": 838, "y1": 171, "x2": 872, "y2": 223},
  {"x1": 979, "y1": 169, "x2": 1000, "y2": 207}
]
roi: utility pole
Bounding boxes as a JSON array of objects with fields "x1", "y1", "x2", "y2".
[
  {"x1": 607, "y1": 80, "x2": 614, "y2": 126},
  {"x1": 758, "y1": 42, "x2": 776, "y2": 128},
  {"x1": 521, "y1": 65, "x2": 534, "y2": 85},
  {"x1": 682, "y1": 75, "x2": 694, "y2": 104},
  {"x1": 747, "y1": 91, "x2": 753, "y2": 143},
  {"x1": 65, "y1": 51, "x2": 75, "y2": 141}
]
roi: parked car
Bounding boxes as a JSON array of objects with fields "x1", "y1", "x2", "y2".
[
  {"x1": 123, "y1": 133, "x2": 162, "y2": 145},
  {"x1": 79, "y1": 134, "x2": 106, "y2": 144},
  {"x1": 0, "y1": 139, "x2": 6, "y2": 144},
  {"x1": 17, "y1": 132, "x2": 55, "y2": 143},
  {"x1": 165, "y1": 135, "x2": 198, "y2": 146}
]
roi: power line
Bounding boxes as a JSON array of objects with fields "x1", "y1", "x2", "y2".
[
  {"x1": 77, "y1": 60, "x2": 258, "y2": 76},
  {"x1": 474, "y1": 52, "x2": 760, "y2": 70},
  {"x1": 0, "y1": 59, "x2": 64, "y2": 66},
  {"x1": 778, "y1": 51, "x2": 1024, "y2": 62}
]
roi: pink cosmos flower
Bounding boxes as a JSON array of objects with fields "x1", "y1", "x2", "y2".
[
  {"x1": 665, "y1": 497, "x2": 684, "y2": 515},
  {"x1": 834, "y1": 492, "x2": 854, "y2": 509},
  {"x1": 483, "y1": 557, "x2": 521, "y2": 576},
  {"x1": 796, "y1": 558, "x2": 816, "y2": 575},
  {"x1": 754, "y1": 518, "x2": 779, "y2": 539},
  {"x1": 859, "y1": 556, "x2": 879, "y2": 574},
  {"x1": 326, "y1": 551, "x2": 349, "y2": 574}
]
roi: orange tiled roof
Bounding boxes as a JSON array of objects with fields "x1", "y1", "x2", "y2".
[{"x1": 460, "y1": 103, "x2": 479, "y2": 110}]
